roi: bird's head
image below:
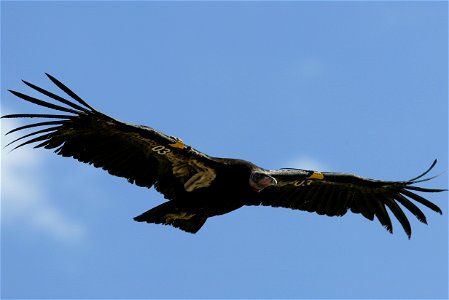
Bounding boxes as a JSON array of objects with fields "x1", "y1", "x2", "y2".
[{"x1": 249, "y1": 171, "x2": 277, "y2": 192}]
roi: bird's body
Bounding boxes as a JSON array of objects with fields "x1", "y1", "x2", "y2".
[
  {"x1": 139, "y1": 159, "x2": 261, "y2": 232},
  {"x1": 3, "y1": 74, "x2": 445, "y2": 237}
]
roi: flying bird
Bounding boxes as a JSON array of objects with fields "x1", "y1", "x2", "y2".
[{"x1": 2, "y1": 74, "x2": 445, "y2": 238}]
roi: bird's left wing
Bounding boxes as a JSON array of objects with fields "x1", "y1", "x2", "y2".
[
  {"x1": 254, "y1": 162, "x2": 445, "y2": 238},
  {"x1": 2, "y1": 74, "x2": 218, "y2": 199}
]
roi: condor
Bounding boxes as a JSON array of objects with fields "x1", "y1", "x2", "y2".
[{"x1": 3, "y1": 74, "x2": 445, "y2": 237}]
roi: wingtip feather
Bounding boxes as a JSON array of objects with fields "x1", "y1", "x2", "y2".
[
  {"x1": 409, "y1": 160, "x2": 438, "y2": 182},
  {"x1": 44, "y1": 73, "x2": 97, "y2": 112}
]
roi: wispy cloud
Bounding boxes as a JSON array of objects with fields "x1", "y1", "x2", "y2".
[
  {"x1": 1, "y1": 108, "x2": 86, "y2": 243},
  {"x1": 284, "y1": 155, "x2": 331, "y2": 172}
]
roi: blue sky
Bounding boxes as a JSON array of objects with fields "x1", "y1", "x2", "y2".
[{"x1": 1, "y1": 2, "x2": 447, "y2": 299}]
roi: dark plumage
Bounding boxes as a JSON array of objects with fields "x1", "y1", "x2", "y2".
[{"x1": 2, "y1": 74, "x2": 446, "y2": 237}]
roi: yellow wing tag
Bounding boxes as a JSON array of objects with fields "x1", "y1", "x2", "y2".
[
  {"x1": 168, "y1": 138, "x2": 186, "y2": 149},
  {"x1": 308, "y1": 171, "x2": 324, "y2": 180}
]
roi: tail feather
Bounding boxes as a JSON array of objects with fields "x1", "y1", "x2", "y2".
[{"x1": 134, "y1": 202, "x2": 207, "y2": 234}]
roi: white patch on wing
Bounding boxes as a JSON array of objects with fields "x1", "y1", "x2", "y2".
[
  {"x1": 1, "y1": 109, "x2": 86, "y2": 243},
  {"x1": 171, "y1": 159, "x2": 216, "y2": 192},
  {"x1": 172, "y1": 162, "x2": 190, "y2": 178}
]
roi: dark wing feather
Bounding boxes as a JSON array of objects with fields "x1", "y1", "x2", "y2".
[
  {"x1": 2, "y1": 74, "x2": 218, "y2": 199},
  {"x1": 255, "y1": 165, "x2": 444, "y2": 238}
]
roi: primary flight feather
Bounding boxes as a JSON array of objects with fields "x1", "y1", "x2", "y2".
[{"x1": 3, "y1": 74, "x2": 445, "y2": 237}]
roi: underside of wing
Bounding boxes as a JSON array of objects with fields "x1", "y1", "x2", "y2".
[
  {"x1": 2, "y1": 74, "x2": 217, "y2": 198},
  {"x1": 256, "y1": 162, "x2": 445, "y2": 238}
]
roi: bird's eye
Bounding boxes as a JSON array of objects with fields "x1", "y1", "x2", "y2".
[{"x1": 251, "y1": 172, "x2": 264, "y2": 181}]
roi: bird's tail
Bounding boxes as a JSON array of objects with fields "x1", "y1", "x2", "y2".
[{"x1": 133, "y1": 201, "x2": 207, "y2": 234}]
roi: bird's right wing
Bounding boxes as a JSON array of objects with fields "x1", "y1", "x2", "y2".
[{"x1": 2, "y1": 74, "x2": 220, "y2": 199}]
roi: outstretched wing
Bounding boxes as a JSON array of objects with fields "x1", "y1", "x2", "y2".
[
  {"x1": 255, "y1": 162, "x2": 444, "y2": 238},
  {"x1": 2, "y1": 74, "x2": 218, "y2": 199}
]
